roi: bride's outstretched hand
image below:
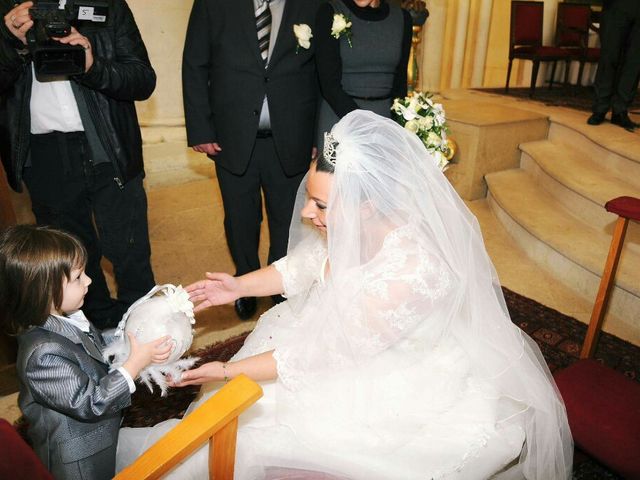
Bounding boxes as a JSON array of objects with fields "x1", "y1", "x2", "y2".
[
  {"x1": 169, "y1": 361, "x2": 224, "y2": 387},
  {"x1": 185, "y1": 272, "x2": 241, "y2": 312}
]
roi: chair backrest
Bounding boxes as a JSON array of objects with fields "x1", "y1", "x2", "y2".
[
  {"x1": 556, "y1": 3, "x2": 592, "y2": 48},
  {"x1": 510, "y1": 1, "x2": 544, "y2": 53}
]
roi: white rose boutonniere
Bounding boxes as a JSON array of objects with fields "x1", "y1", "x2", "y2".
[
  {"x1": 331, "y1": 13, "x2": 353, "y2": 47},
  {"x1": 293, "y1": 23, "x2": 313, "y2": 53}
]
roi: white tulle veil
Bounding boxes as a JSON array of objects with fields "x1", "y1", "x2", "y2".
[{"x1": 272, "y1": 110, "x2": 572, "y2": 479}]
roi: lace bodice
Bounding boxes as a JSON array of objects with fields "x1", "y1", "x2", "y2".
[{"x1": 270, "y1": 224, "x2": 455, "y2": 390}]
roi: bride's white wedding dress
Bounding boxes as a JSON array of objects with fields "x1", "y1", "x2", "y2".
[
  {"x1": 117, "y1": 225, "x2": 525, "y2": 480},
  {"x1": 117, "y1": 110, "x2": 571, "y2": 479}
]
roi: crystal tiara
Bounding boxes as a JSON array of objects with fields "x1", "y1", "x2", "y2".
[{"x1": 323, "y1": 132, "x2": 338, "y2": 166}]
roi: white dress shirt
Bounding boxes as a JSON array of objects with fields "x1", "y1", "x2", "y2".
[
  {"x1": 30, "y1": 64, "x2": 84, "y2": 134},
  {"x1": 254, "y1": 0, "x2": 285, "y2": 129}
]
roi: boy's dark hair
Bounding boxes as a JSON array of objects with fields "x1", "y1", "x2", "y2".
[{"x1": 0, "y1": 225, "x2": 87, "y2": 334}]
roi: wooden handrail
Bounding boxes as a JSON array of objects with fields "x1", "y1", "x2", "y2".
[{"x1": 115, "y1": 374, "x2": 263, "y2": 480}]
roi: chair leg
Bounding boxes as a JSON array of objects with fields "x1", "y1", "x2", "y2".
[
  {"x1": 505, "y1": 59, "x2": 513, "y2": 93},
  {"x1": 563, "y1": 60, "x2": 571, "y2": 86},
  {"x1": 530, "y1": 61, "x2": 540, "y2": 97},
  {"x1": 549, "y1": 61, "x2": 557, "y2": 90},
  {"x1": 212, "y1": 417, "x2": 239, "y2": 480},
  {"x1": 581, "y1": 216, "x2": 629, "y2": 359},
  {"x1": 577, "y1": 61, "x2": 586, "y2": 87}
]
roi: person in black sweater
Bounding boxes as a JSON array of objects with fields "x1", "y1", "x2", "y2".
[
  {"x1": 587, "y1": 0, "x2": 640, "y2": 131},
  {"x1": 314, "y1": 0, "x2": 412, "y2": 146}
]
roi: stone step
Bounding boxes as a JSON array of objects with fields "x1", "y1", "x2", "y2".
[
  {"x1": 485, "y1": 168, "x2": 639, "y2": 344},
  {"x1": 548, "y1": 122, "x2": 640, "y2": 190},
  {"x1": 518, "y1": 140, "x2": 640, "y2": 254},
  {"x1": 549, "y1": 115, "x2": 640, "y2": 163}
]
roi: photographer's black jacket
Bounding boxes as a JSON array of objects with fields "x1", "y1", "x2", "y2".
[{"x1": 0, "y1": 0, "x2": 156, "y2": 192}]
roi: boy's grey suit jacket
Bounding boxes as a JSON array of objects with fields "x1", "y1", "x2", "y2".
[{"x1": 17, "y1": 315, "x2": 131, "y2": 480}]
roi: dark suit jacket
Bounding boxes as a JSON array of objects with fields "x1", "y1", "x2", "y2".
[
  {"x1": 182, "y1": 0, "x2": 322, "y2": 176},
  {"x1": 17, "y1": 316, "x2": 131, "y2": 480}
]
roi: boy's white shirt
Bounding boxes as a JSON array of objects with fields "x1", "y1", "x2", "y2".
[{"x1": 54, "y1": 310, "x2": 136, "y2": 393}]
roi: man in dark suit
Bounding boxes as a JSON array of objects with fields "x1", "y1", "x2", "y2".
[
  {"x1": 587, "y1": 0, "x2": 640, "y2": 131},
  {"x1": 183, "y1": 0, "x2": 321, "y2": 319}
]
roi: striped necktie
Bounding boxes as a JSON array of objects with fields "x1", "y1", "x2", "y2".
[{"x1": 256, "y1": 0, "x2": 272, "y2": 64}]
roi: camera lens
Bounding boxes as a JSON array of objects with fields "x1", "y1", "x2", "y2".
[{"x1": 44, "y1": 21, "x2": 72, "y2": 37}]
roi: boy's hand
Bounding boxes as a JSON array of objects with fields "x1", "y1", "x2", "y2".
[{"x1": 122, "y1": 333, "x2": 172, "y2": 379}]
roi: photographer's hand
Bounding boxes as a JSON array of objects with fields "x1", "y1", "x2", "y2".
[
  {"x1": 3, "y1": 2, "x2": 34, "y2": 45},
  {"x1": 53, "y1": 26, "x2": 93, "y2": 72}
]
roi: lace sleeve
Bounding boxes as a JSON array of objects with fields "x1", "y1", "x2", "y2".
[{"x1": 272, "y1": 237, "x2": 327, "y2": 298}]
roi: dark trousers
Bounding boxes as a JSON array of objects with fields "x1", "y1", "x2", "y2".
[
  {"x1": 23, "y1": 131, "x2": 155, "y2": 329},
  {"x1": 593, "y1": 0, "x2": 640, "y2": 115},
  {"x1": 215, "y1": 135, "x2": 305, "y2": 277}
]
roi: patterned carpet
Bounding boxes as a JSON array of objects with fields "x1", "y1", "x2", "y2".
[
  {"x1": 476, "y1": 86, "x2": 640, "y2": 114},
  {"x1": 111, "y1": 288, "x2": 640, "y2": 478}
]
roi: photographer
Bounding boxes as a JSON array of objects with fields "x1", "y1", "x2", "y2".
[{"x1": 0, "y1": 0, "x2": 157, "y2": 329}]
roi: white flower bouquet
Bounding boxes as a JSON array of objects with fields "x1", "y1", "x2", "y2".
[{"x1": 391, "y1": 91, "x2": 452, "y2": 171}]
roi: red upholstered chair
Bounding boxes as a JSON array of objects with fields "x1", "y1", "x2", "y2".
[
  {"x1": 577, "y1": 46, "x2": 600, "y2": 86},
  {"x1": 556, "y1": 3, "x2": 593, "y2": 85},
  {"x1": 0, "y1": 419, "x2": 53, "y2": 480},
  {"x1": 554, "y1": 196, "x2": 640, "y2": 479},
  {"x1": 506, "y1": 1, "x2": 580, "y2": 96},
  {"x1": 576, "y1": 11, "x2": 601, "y2": 87}
]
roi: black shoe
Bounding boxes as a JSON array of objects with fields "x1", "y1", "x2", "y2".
[
  {"x1": 234, "y1": 297, "x2": 257, "y2": 320},
  {"x1": 271, "y1": 294, "x2": 286, "y2": 305},
  {"x1": 587, "y1": 112, "x2": 606, "y2": 126},
  {"x1": 611, "y1": 112, "x2": 638, "y2": 131}
]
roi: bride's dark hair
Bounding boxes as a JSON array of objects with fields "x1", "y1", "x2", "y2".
[
  {"x1": 315, "y1": 152, "x2": 335, "y2": 174},
  {"x1": 315, "y1": 132, "x2": 337, "y2": 174}
]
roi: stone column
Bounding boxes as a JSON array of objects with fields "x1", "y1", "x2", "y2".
[
  {"x1": 471, "y1": 0, "x2": 493, "y2": 87},
  {"x1": 127, "y1": 0, "x2": 213, "y2": 188},
  {"x1": 450, "y1": 0, "x2": 470, "y2": 89},
  {"x1": 128, "y1": 0, "x2": 194, "y2": 127}
]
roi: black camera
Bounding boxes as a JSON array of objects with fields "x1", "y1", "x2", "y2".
[{"x1": 26, "y1": 0, "x2": 108, "y2": 80}]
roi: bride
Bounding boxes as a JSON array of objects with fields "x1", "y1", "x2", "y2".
[{"x1": 117, "y1": 110, "x2": 572, "y2": 479}]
